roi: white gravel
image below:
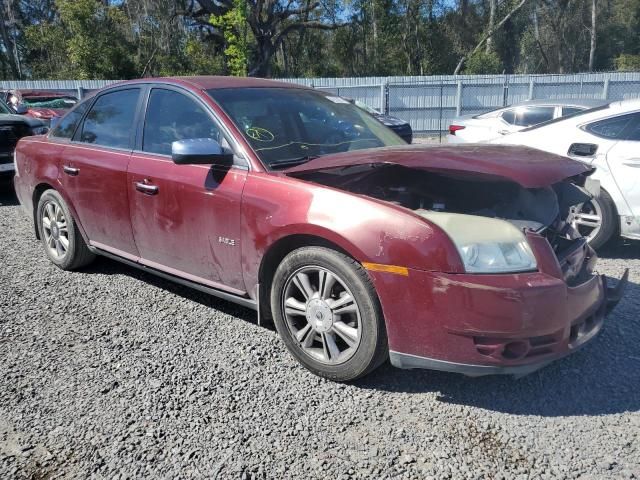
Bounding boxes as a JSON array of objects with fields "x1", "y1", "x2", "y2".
[{"x1": 1, "y1": 182, "x2": 639, "y2": 479}]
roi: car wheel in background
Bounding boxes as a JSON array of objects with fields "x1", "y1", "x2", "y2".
[
  {"x1": 36, "y1": 190, "x2": 95, "y2": 270},
  {"x1": 270, "y1": 247, "x2": 388, "y2": 381},
  {"x1": 571, "y1": 188, "x2": 617, "y2": 250}
]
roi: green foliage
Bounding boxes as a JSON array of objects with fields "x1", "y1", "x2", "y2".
[
  {"x1": 210, "y1": 0, "x2": 249, "y2": 76},
  {"x1": 615, "y1": 54, "x2": 640, "y2": 71},
  {"x1": 464, "y1": 51, "x2": 503, "y2": 74},
  {"x1": 24, "y1": 0, "x2": 135, "y2": 79}
]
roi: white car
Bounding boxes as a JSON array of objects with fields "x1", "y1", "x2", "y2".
[
  {"x1": 490, "y1": 99, "x2": 640, "y2": 249},
  {"x1": 448, "y1": 99, "x2": 608, "y2": 144}
]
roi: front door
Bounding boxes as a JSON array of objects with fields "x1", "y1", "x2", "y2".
[
  {"x1": 59, "y1": 87, "x2": 142, "y2": 258},
  {"x1": 127, "y1": 87, "x2": 247, "y2": 294}
]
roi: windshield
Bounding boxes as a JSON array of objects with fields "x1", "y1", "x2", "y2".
[
  {"x1": 354, "y1": 99, "x2": 380, "y2": 115},
  {"x1": 22, "y1": 96, "x2": 77, "y2": 110},
  {"x1": 208, "y1": 87, "x2": 403, "y2": 168},
  {"x1": 0, "y1": 100, "x2": 12, "y2": 114}
]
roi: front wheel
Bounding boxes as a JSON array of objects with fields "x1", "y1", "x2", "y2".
[{"x1": 270, "y1": 247, "x2": 388, "y2": 381}]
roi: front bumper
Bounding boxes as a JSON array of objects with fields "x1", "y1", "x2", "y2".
[{"x1": 370, "y1": 260, "x2": 628, "y2": 377}]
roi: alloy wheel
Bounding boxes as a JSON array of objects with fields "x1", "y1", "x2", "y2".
[
  {"x1": 41, "y1": 200, "x2": 69, "y2": 260},
  {"x1": 281, "y1": 266, "x2": 362, "y2": 365},
  {"x1": 571, "y1": 199, "x2": 603, "y2": 242}
]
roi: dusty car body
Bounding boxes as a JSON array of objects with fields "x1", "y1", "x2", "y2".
[{"x1": 12, "y1": 77, "x2": 627, "y2": 381}]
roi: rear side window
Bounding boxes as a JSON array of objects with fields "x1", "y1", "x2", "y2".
[
  {"x1": 503, "y1": 106, "x2": 555, "y2": 127},
  {"x1": 78, "y1": 88, "x2": 140, "y2": 149},
  {"x1": 143, "y1": 88, "x2": 221, "y2": 155},
  {"x1": 562, "y1": 107, "x2": 584, "y2": 116},
  {"x1": 585, "y1": 113, "x2": 637, "y2": 139},
  {"x1": 50, "y1": 102, "x2": 89, "y2": 139}
]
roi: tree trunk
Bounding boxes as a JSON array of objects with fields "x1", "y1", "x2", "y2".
[
  {"x1": 486, "y1": 0, "x2": 496, "y2": 53},
  {"x1": 454, "y1": 0, "x2": 529, "y2": 74},
  {"x1": 589, "y1": 0, "x2": 597, "y2": 71}
]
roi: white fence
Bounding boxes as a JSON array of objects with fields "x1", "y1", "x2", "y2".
[{"x1": 2, "y1": 72, "x2": 640, "y2": 133}]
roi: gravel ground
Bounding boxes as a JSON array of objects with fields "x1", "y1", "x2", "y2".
[{"x1": 1, "y1": 181, "x2": 639, "y2": 480}]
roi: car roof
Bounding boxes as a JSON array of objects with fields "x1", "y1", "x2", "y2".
[
  {"x1": 510, "y1": 98, "x2": 608, "y2": 108},
  {"x1": 118, "y1": 76, "x2": 309, "y2": 91}
]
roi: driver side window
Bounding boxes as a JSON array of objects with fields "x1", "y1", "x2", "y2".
[{"x1": 143, "y1": 88, "x2": 221, "y2": 156}]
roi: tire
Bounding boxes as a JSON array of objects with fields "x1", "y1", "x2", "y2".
[
  {"x1": 579, "y1": 189, "x2": 617, "y2": 250},
  {"x1": 270, "y1": 247, "x2": 388, "y2": 381},
  {"x1": 36, "y1": 189, "x2": 95, "y2": 270}
]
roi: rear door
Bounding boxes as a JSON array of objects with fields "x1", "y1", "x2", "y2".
[
  {"x1": 60, "y1": 87, "x2": 142, "y2": 258},
  {"x1": 600, "y1": 113, "x2": 640, "y2": 219},
  {"x1": 127, "y1": 86, "x2": 248, "y2": 293}
]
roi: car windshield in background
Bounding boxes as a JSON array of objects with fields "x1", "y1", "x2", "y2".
[
  {"x1": 22, "y1": 96, "x2": 77, "y2": 110},
  {"x1": 0, "y1": 100, "x2": 12, "y2": 114},
  {"x1": 208, "y1": 88, "x2": 404, "y2": 168},
  {"x1": 521, "y1": 104, "x2": 610, "y2": 131}
]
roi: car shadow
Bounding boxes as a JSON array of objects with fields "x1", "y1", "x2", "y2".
[
  {"x1": 355, "y1": 275, "x2": 640, "y2": 417},
  {"x1": 0, "y1": 180, "x2": 19, "y2": 206},
  {"x1": 85, "y1": 251, "x2": 640, "y2": 417},
  {"x1": 81, "y1": 256, "x2": 259, "y2": 325},
  {"x1": 598, "y1": 239, "x2": 640, "y2": 259}
]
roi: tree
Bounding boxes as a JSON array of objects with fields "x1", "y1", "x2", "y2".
[{"x1": 186, "y1": 0, "x2": 343, "y2": 77}]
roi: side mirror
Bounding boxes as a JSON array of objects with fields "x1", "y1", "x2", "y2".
[
  {"x1": 171, "y1": 138, "x2": 234, "y2": 166},
  {"x1": 15, "y1": 105, "x2": 28, "y2": 115}
]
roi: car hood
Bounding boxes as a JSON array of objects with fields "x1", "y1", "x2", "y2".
[
  {"x1": 283, "y1": 144, "x2": 592, "y2": 188},
  {"x1": 0, "y1": 113, "x2": 46, "y2": 127},
  {"x1": 27, "y1": 107, "x2": 66, "y2": 119}
]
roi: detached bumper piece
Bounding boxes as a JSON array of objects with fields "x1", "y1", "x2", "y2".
[{"x1": 389, "y1": 269, "x2": 629, "y2": 378}]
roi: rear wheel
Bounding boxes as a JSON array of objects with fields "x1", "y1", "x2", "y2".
[
  {"x1": 36, "y1": 190, "x2": 95, "y2": 270},
  {"x1": 270, "y1": 247, "x2": 388, "y2": 381},
  {"x1": 571, "y1": 189, "x2": 617, "y2": 250}
]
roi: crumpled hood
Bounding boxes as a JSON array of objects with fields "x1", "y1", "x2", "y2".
[
  {"x1": 27, "y1": 107, "x2": 66, "y2": 119},
  {"x1": 284, "y1": 144, "x2": 593, "y2": 188}
]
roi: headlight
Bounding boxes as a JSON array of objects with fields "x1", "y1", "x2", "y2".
[{"x1": 417, "y1": 211, "x2": 537, "y2": 273}]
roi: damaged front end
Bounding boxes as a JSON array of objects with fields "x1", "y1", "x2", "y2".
[{"x1": 287, "y1": 156, "x2": 628, "y2": 375}]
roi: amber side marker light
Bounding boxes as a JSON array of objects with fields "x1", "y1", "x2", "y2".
[{"x1": 362, "y1": 262, "x2": 409, "y2": 276}]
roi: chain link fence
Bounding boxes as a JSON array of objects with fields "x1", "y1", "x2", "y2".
[
  {"x1": 2, "y1": 72, "x2": 640, "y2": 139},
  {"x1": 301, "y1": 72, "x2": 640, "y2": 140}
]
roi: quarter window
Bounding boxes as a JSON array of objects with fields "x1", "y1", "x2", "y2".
[
  {"x1": 502, "y1": 106, "x2": 555, "y2": 127},
  {"x1": 79, "y1": 88, "x2": 140, "y2": 149},
  {"x1": 50, "y1": 101, "x2": 89, "y2": 139},
  {"x1": 143, "y1": 89, "x2": 221, "y2": 156},
  {"x1": 562, "y1": 107, "x2": 584, "y2": 116},
  {"x1": 586, "y1": 113, "x2": 637, "y2": 139}
]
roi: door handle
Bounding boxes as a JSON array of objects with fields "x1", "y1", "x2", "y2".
[
  {"x1": 622, "y1": 158, "x2": 640, "y2": 168},
  {"x1": 135, "y1": 181, "x2": 159, "y2": 195},
  {"x1": 63, "y1": 165, "x2": 79, "y2": 176}
]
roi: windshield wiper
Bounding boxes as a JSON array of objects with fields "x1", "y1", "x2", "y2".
[{"x1": 269, "y1": 155, "x2": 319, "y2": 170}]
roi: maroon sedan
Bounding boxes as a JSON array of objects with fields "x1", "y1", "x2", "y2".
[{"x1": 13, "y1": 77, "x2": 627, "y2": 381}]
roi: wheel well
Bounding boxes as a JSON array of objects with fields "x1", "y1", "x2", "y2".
[
  {"x1": 258, "y1": 234, "x2": 353, "y2": 322},
  {"x1": 32, "y1": 183, "x2": 54, "y2": 239}
]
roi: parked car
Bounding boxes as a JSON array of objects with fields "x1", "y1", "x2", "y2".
[
  {"x1": 13, "y1": 77, "x2": 627, "y2": 381},
  {"x1": 448, "y1": 99, "x2": 608, "y2": 143},
  {"x1": 0, "y1": 99, "x2": 48, "y2": 179},
  {"x1": 350, "y1": 99, "x2": 413, "y2": 143},
  {"x1": 492, "y1": 99, "x2": 640, "y2": 249},
  {"x1": 2, "y1": 89, "x2": 78, "y2": 126}
]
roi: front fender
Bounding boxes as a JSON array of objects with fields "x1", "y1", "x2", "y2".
[{"x1": 240, "y1": 172, "x2": 464, "y2": 295}]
